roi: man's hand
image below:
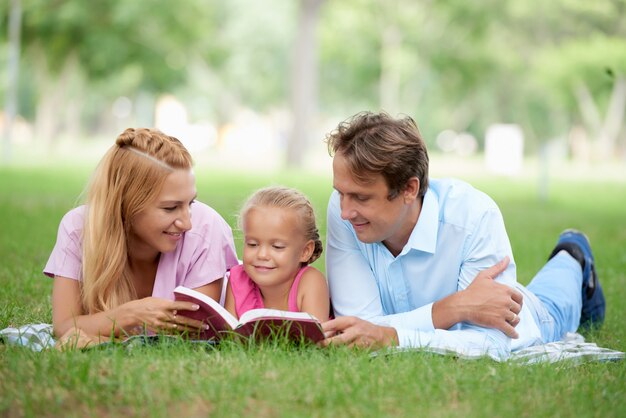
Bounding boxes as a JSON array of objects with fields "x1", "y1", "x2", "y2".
[
  {"x1": 432, "y1": 257, "x2": 524, "y2": 338},
  {"x1": 321, "y1": 316, "x2": 398, "y2": 349}
]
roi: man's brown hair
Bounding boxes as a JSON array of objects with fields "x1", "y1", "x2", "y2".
[{"x1": 326, "y1": 111, "x2": 429, "y2": 199}]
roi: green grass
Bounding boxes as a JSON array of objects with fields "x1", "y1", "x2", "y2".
[{"x1": 1, "y1": 165, "x2": 625, "y2": 418}]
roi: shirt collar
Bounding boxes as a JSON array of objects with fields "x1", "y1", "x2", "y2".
[{"x1": 401, "y1": 187, "x2": 439, "y2": 255}]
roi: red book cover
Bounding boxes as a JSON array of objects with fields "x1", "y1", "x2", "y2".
[
  {"x1": 173, "y1": 286, "x2": 324, "y2": 344},
  {"x1": 234, "y1": 311, "x2": 324, "y2": 343}
]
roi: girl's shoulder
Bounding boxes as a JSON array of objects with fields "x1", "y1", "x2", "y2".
[
  {"x1": 295, "y1": 266, "x2": 330, "y2": 320},
  {"x1": 297, "y1": 266, "x2": 328, "y2": 290}
]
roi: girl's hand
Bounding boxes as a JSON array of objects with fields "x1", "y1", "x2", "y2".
[{"x1": 122, "y1": 297, "x2": 207, "y2": 333}]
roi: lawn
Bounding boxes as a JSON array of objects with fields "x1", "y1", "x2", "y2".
[{"x1": 1, "y1": 163, "x2": 625, "y2": 418}]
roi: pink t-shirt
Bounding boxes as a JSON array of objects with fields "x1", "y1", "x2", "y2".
[
  {"x1": 229, "y1": 264, "x2": 310, "y2": 318},
  {"x1": 44, "y1": 202, "x2": 239, "y2": 300}
]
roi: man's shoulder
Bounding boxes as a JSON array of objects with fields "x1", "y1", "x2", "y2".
[
  {"x1": 430, "y1": 178, "x2": 500, "y2": 223},
  {"x1": 432, "y1": 178, "x2": 497, "y2": 206}
]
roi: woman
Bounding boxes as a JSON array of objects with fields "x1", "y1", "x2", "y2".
[{"x1": 44, "y1": 128, "x2": 239, "y2": 347}]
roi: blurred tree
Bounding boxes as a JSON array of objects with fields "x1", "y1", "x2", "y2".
[
  {"x1": 2, "y1": 0, "x2": 220, "y2": 145},
  {"x1": 2, "y1": 0, "x2": 21, "y2": 163},
  {"x1": 287, "y1": 0, "x2": 324, "y2": 168},
  {"x1": 534, "y1": 37, "x2": 626, "y2": 159},
  {"x1": 318, "y1": 0, "x2": 626, "y2": 157},
  {"x1": 2, "y1": 0, "x2": 625, "y2": 163},
  {"x1": 510, "y1": 0, "x2": 626, "y2": 157}
]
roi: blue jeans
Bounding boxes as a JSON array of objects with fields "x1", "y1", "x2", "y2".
[{"x1": 526, "y1": 251, "x2": 582, "y2": 342}]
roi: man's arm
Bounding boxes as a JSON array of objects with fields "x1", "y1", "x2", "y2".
[
  {"x1": 322, "y1": 316, "x2": 513, "y2": 361},
  {"x1": 326, "y1": 192, "x2": 522, "y2": 337},
  {"x1": 432, "y1": 257, "x2": 522, "y2": 337}
]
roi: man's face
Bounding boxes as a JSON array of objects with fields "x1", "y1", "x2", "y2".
[{"x1": 332, "y1": 152, "x2": 416, "y2": 251}]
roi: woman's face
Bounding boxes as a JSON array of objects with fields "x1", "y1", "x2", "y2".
[{"x1": 128, "y1": 169, "x2": 197, "y2": 261}]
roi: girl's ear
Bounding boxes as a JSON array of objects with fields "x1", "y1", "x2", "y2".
[{"x1": 299, "y1": 240, "x2": 315, "y2": 263}]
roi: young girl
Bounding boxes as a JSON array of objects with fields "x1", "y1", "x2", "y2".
[
  {"x1": 224, "y1": 186, "x2": 330, "y2": 322},
  {"x1": 45, "y1": 128, "x2": 239, "y2": 347}
]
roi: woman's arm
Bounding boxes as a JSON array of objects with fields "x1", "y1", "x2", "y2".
[
  {"x1": 52, "y1": 276, "x2": 133, "y2": 338},
  {"x1": 52, "y1": 276, "x2": 205, "y2": 339},
  {"x1": 298, "y1": 268, "x2": 330, "y2": 322}
]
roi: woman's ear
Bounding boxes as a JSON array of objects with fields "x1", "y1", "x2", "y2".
[
  {"x1": 403, "y1": 177, "x2": 420, "y2": 203},
  {"x1": 299, "y1": 240, "x2": 315, "y2": 263}
]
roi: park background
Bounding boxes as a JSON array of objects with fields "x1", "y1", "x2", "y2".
[{"x1": 1, "y1": 1, "x2": 625, "y2": 417}]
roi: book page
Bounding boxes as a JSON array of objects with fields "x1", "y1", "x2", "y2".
[
  {"x1": 238, "y1": 308, "x2": 318, "y2": 325},
  {"x1": 173, "y1": 286, "x2": 239, "y2": 329}
]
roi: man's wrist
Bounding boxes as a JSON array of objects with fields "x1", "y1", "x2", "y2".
[
  {"x1": 432, "y1": 292, "x2": 466, "y2": 330},
  {"x1": 383, "y1": 326, "x2": 399, "y2": 347}
]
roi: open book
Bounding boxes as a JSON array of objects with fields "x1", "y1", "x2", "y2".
[{"x1": 173, "y1": 286, "x2": 324, "y2": 344}]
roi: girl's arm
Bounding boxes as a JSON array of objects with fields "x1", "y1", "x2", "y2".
[
  {"x1": 192, "y1": 278, "x2": 222, "y2": 302},
  {"x1": 297, "y1": 267, "x2": 330, "y2": 322},
  {"x1": 223, "y1": 281, "x2": 238, "y2": 319},
  {"x1": 52, "y1": 276, "x2": 205, "y2": 339}
]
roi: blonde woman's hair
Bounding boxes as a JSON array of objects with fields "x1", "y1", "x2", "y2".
[
  {"x1": 82, "y1": 128, "x2": 193, "y2": 314},
  {"x1": 238, "y1": 186, "x2": 323, "y2": 265}
]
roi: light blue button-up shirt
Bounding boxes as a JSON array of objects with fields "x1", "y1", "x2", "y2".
[{"x1": 326, "y1": 178, "x2": 541, "y2": 360}]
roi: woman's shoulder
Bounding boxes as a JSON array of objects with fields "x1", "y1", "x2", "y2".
[
  {"x1": 190, "y1": 201, "x2": 230, "y2": 227},
  {"x1": 58, "y1": 205, "x2": 87, "y2": 234},
  {"x1": 186, "y1": 201, "x2": 233, "y2": 241}
]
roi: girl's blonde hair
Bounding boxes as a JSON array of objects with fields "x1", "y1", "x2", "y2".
[
  {"x1": 82, "y1": 128, "x2": 193, "y2": 314},
  {"x1": 238, "y1": 186, "x2": 323, "y2": 265}
]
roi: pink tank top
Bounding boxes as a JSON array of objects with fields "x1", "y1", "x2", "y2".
[{"x1": 229, "y1": 264, "x2": 310, "y2": 318}]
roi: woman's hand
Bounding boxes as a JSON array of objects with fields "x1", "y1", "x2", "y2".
[
  {"x1": 120, "y1": 297, "x2": 207, "y2": 333},
  {"x1": 53, "y1": 276, "x2": 210, "y2": 338}
]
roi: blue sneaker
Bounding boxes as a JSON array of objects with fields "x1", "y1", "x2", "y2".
[{"x1": 548, "y1": 229, "x2": 605, "y2": 329}]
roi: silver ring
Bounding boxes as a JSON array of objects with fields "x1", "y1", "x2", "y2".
[{"x1": 510, "y1": 313, "x2": 518, "y2": 323}]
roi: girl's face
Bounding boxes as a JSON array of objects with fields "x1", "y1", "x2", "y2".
[
  {"x1": 242, "y1": 205, "x2": 314, "y2": 288},
  {"x1": 128, "y1": 169, "x2": 197, "y2": 261}
]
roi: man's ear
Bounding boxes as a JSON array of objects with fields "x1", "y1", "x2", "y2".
[
  {"x1": 299, "y1": 240, "x2": 315, "y2": 263},
  {"x1": 403, "y1": 177, "x2": 420, "y2": 203}
]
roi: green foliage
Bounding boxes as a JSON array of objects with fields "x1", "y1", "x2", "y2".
[
  {"x1": 534, "y1": 36, "x2": 626, "y2": 112},
  {"x1": 17, "y1": 0, "x2": 214, "y2": 91},
  {"x1": 2, "y1": 0, "x2": 625, "y2": 152}
]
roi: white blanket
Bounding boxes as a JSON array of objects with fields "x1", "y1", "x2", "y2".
[{"x1": 373, "y1": 332, "x2": 624, "y2": 364}]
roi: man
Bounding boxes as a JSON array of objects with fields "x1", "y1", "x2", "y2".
[{"x1": 321, "y1": 111, "x2": 605, "y2": 359}]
